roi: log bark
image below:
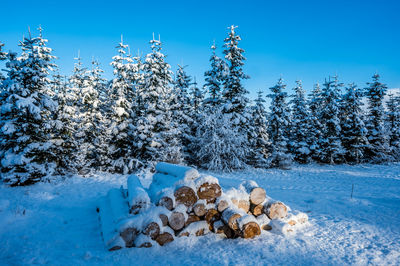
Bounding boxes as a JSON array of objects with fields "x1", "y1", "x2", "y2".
[
  {"x1": 197, "y1": 183, "x2": 222, "y2": 203},
  {"x1": 264, "y1": 202, "x2": 288, "y2": 219},
  {"x1": 143, "y1": 222, "x2": 160, "y2": 240},
  {"x1": 155, "y1": 232, "x2": 174, "y2": 246},
  {"x1": 155, "y1": 162, "x2": 200, "y2": 181},
  {"x1": 127, "y1": 175, "x2": 150, "y2": 214},
  {"x1": 174, "y1": 186, "x2": 197, "y2": 208},
  {"x1": 241, "y1": 221, "x2": 261, "y2": 239},
  {"x1": 222, "y1": 208, "x2": 242, "y2": 231},
  {"x1": 168, "y1": 211, "x2": 186, "y2": 231},
  {"x1": 193, "y1": 202, "x2": 207, "y2": 217}
]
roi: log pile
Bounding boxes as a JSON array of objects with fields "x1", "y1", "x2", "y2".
[{"x1": 97, "y1": 162, "x2": 309, "y2": 251}]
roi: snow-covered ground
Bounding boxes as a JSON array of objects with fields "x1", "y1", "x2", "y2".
[{"x1": 1, "y1": 164, "x2": 400, "y2": 265}]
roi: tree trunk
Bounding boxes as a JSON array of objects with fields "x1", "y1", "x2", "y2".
[
  {"x1": 174, "y1": 186, "x2": 197, "y2": 208},
  {"x1": 222, "y1": 208, "x2": 242, "y2": 231}
]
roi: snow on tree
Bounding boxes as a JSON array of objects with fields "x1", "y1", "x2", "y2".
[
  {"x1": 386, "y1": 93, "x2": 400, "y2": 158},
  {"x1": 222, "y1": 25, "x2": 250, "y2": 123},
  {"x1": 318, "y1": 76, "x2": 345, "y2": 164},
  {"x1": 203, "y1": 43, "x2": 227, "y2": 108},
  {"x1": 194, "y1": 108, "x2": 248, "y2": 171},
  {"x1": 247, "y1": 90, "x2": 271, "y2": 168},
  {"x1": 0, "y1": 27, "x2": 58, "y2": 186},
  {"x1": 307, "y1": 83, "x2": 324, "y2": 161},
  {"x1": 364, "y1": 74, "x2": 391, "y2": 161},
  {"x1": 340, "y1": 83, "x2": 369, "y2": 163},
  {"x1": 289, "y1": 80, "x2": 311, "y2": 164},
  {"x1": 267, "y1": 78, "x2": 292, "y2": 169},
  {"x1": 107, "y1": 37, "x2": 138, "y2": 173},
  {"x1": 0, "y1": 41, "x2": 7, "y2": 82},
  {"x1": 134, "y1": 35, "x2": 183, "y2": 167}
]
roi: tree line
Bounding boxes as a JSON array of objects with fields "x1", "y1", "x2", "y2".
[{"x1": 0, "y1": 26, "x2": 399, "y2": 186}]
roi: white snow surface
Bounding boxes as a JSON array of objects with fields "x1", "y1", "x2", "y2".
[{"x1": 1, "y1": 164, "x2": 400, "y2": 265}]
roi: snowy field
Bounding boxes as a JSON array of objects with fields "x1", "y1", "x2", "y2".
[{"x1": 1, "y1": 164, "x2": 400, "y2": 265}]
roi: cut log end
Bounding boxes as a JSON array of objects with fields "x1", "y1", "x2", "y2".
[
  {"x1": 241, "y1": 222, "x2": 261, "y2": 239},
  {"x1": 143, "y1": 222, "x2": 160, "y2": 240},
  {"x1": 174, "y1": 186, "x2": 197, "y2": 208},
  {"x1": 197, "y1": 183, "x2": 222, "y2": 203},
  {"x1": 185, "y1": 214, "x2": 201, "y2": 227},
  {"x1": 155, "y1": 232, "x2": 174, "y2": 246},
  {"x1": 250, "y1": 203, "x2": 264, "y2": 217},
  {"x1": 169, "y1": 211, "x2": 186, "y2": 231},
  {"x1": 217, "y1": 199, "x2": 229, "y2": 212},
  {"x1": 159, "y1": 214, "x2": 169, "y2": 227},
  {"x1": 249, "y1": 187, "x2": 266, "y2": 205},
  {"x1": 265, "y1": 202, "x2": 288, "y2": 220},
  {"x1": 193, "y1": 202, "x2": 207, "y2": 217},
  {"x1": 158, "y1": 196, "x2": 174, "y2": 211},
  {"x1": 120, "y1": 227, "x2": 138, "y2": 248}
]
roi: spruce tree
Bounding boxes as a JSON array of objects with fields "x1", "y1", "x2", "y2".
[
  {"x1": 203, "y1": 43, "x2": 227, "y2": 108},
  {"x1": 267, "y1": 78, "x2": 292, "y2": 169},
  {"x1": 319, "y1": 76, "x2": 344, "y2": 164},
  {"x1": 0, "y1": 42, "x2": 6, "y2": 82},
  {"x1": 247, "y1": 90, "x2": 270, "y2": 168},
  {"x1": 289, "y1": 80, "x2": 311, "y2": 163},
  {"x1": 0, "y1": 28, "x2": 58, "y2": 185},
  {"x1": 308, "y1": 83, "x2": 324, "y2": 161},
  {"x1": 365, "y1": 74, "x2": 391, "y2": 161},
  {"x1": 341, "y1": 83, "x2": 369, "y2": 163},
  {"x1": 134, "y1": 36, "x2": 182, "y2": 167}
]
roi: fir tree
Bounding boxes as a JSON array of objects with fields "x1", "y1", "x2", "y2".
[
  {"x1": 364, "y1": 74, "x2": 391, "y2": 161},
  {"x1": 267, "y1": 78, "x2": 292, "y2": 169},
  {"x1": 341, "y1": 83, "x2": 369, "y2": 163},
  {"x1": 289, "y1": 80, "x2": 311, "y2": 163},
  {"x1": 308, "y1": 83, "x2": 324, "y2": 161},
  {"x1": 0, "y1": 28, "x2": 58, "y2": 185},
  {"x1": 0, "y1": 42, "x2": 6, "y2": 82},
  {"x1": 319, "y1": 76, "x2": 344, "y2": 164},
  {"x1": 134, "y1": 35, "x2": 182, "y2": 167},
  {"x1": 247, "y1": 90, "x2": 270, "y2": 168}
]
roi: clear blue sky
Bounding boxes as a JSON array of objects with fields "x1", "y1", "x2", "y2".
[{"x1": 1, "y1": 0, "x2": 399, "y2": 99}]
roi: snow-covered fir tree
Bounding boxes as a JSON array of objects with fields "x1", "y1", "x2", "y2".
[
  {"x1": 134, "y1": 35, "x2": 182, "y2": 167},
  {"x1": 340, "y1": 83, "x2": 369, "y2": 163},
  {"x1": 318, "y1": 76, "x2": 345, "y2": 164},
  {"x1": 0, "y1": 28, "x2": 58, "y2": 186},
  {"x1": 222, "y1": 25, "x2": 250, "y2": 123},
  {"x1": 247, "y1": 90, "x2": 270, "y2": 168},
  {"x1": 364, "y1": 74, "x2": 391, "y2": 161},
  {"x1": 203, "y1": 43, "x2": 227, "y2": 108},
  {"x1": 289, "y1": 80, "x2": 311, "y2": 163},
  {"x1": 386, "y1": 93, "x2": 400, "y2": 158},
  {"x1": 307, "y1": 83, "x2": 324, "y2": 161},
  {"x1": 107, "y1": 38, "x2": 138, "y2": 173},
  {"x1": 194, "y1": 108, "x2": 248, "y2": 171},
  {"x1": 0, "y1": 42, "x2": 7, "y2": 82},
  {"x1": 267, "y1": 78, "x2": 292, "y2": 169}
]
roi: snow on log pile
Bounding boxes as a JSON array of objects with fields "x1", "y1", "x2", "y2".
[{"x1": 96, "y1": 162, "x2": 310, "y2": 250}]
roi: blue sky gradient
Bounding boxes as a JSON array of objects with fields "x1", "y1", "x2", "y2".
[{"x1": 1, "y1": 0, "x2": 399, "y2": 99}]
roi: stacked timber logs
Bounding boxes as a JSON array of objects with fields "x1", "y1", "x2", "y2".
[{"x1": 97, "y1": 162, "x2": 309, "y2": 251}]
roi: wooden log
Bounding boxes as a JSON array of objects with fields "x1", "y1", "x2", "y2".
[
  {"x1": 216, "y1": 199, "x2": 230, "y2": 213},
  {"x1": 241, "y1": 221, "x2": 261, "y2": 239},
  {"x1": 120, "y1": 227, "x2": 138, "y2": 248},
  {"x1": 174, "y1": 186, "x2": 197, "y2": 208},
  {"x1": 250, "y1": 203, "x2": 264, "y2": 216},
  {"x1": 235, "y1": 199, "x2": 250, "y2": 213},
  {"x1": 197, "y1": 183, "x2": 222, "y2": 203},
  {"x1": 213, "y1": 220, "x2": 225, "y2": 234},
  {"x1": 127, "y1": 175, "x2": 150, "y2": 214},
  {"x1": 264, "y1": 202, "x2": 288, "y2": 219},
  {"x1": 240, "y1": 181, "x2": 266, "y2": 205},
  {"x1": 205, "y1": 208, "x2": 221, "y2": 225},
  {"x1": 155, "y1": 162, "x2": 200, "y2": 181},
  {"x1": 158, "y1": 196, "x2": 174, "y2": 211},
  {"x1": 222, "y1": 208, "x2": 242, "y2": 231},
  {"x1": 143, "y1": 222, "x2": 160, "y2": 240},
  {"x1": 168, "y1": 211, "x2": 186, "y2": 231},
  {"x1": 135, "y1": 234, "x2": 153, "y2": 248},
  {"x1": 159, "y1": 214, "x2": 169, "y2": 227},
  {"x1": 256, "y1": 214, "x2": 272, "y2": 231},
  {"x1": 193, "y1": 201, "x2": 207, "y2": 217},
  {"x1": 155, "y1": 232, "x2": 174, "y2": 246},
  {"x1": 178, "y1": 221, "x2": 210, "y2": 237},
  {"x1": 222, "y1": 224, "x2": 240, "y2": 239},
  {"x1": 185, "y1": 214, "x2": 201, "y2": 227}
]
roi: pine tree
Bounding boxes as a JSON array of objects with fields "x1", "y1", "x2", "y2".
[
  {"x1": 134, "y1": 35, "x2": 182, "y2": 167},
  {"x1": 203, "y1": 43, "x2": 227, "y2": 108},
  {"x1": 340, "y1": 83, "x2": 369, "y2": 163},
  {"x1": 289, "y1": 80, "x2": 311, "y2": 163},
  {"x1": 0, "y1": 28, "x2": 58, "y2": 186},
  {"x1": 267, "y1": 78, "x2": 292, "y2": 169},
  {"x1": 247, "y1": 90, "x2": 270, "y2": 168},
  {"x1": 108, "y1": 38, "x2": 137, "y2": 173},
  {"x1": 364, "y1": 74, "x2": 391, "y2": 161},
  {"x1": 222, "y1": 25, "x2": 250, "y2": 121},
  {"x1": 386, "y1": 93, "x2": 400, "y2": 159},
  {"x1": 319, "y1": 76, "x2": 344, "y2": 164}
]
